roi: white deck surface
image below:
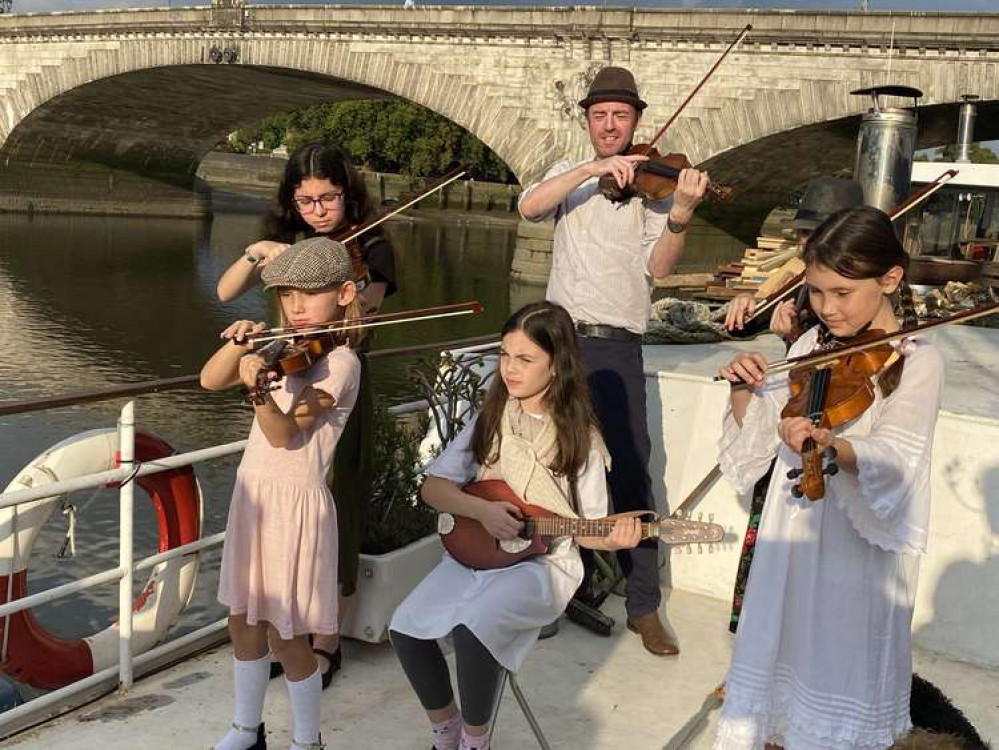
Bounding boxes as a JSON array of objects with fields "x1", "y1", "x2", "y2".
[{"x1": 8, "y1": 590, "x2": 998, "y2": 750}]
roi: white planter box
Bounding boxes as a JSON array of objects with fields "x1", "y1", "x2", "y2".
[{"x1": 341, "y1": 533, "x2": 443, "y2": 643}]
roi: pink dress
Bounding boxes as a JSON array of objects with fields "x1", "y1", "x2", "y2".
[{"x1": 218, "y1": 347, "x2": 361, "y2": 640}]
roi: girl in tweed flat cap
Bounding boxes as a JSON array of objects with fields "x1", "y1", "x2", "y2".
[
  {"x1": 217, "y1": 141, "x2": 398, "y2": 693},
  {"x1": 201, "y1": 237, "x2": 362, "y2": 750}
]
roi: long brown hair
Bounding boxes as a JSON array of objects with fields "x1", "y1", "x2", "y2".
[
  {"x1": 801, "y1": 205, "x2": 917, "y2": 397},
  {"x1": 470, "y1": 302, "x2": 597, "y2": 508}
]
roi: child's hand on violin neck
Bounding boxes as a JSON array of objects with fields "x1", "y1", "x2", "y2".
[
  {"x1": 724, "y1": 294, "x2": 757, "y2": 331},
  {"x1": 474, "y1": 500, "x2": 524, "y2": 541},
  {"x1": 718, "y1": 351, "x2": 768, "y2": 387},
  {"x1": 770, "y1": 300, "x2": 800, "y2": 340},
  {"x1": 238, "y1": 353, "x2": 277, "y2": 390},
  {"x1": 247, "y1": 240, "x2": 289, "y2": 267},
  {"x1": 604, "y1": 517, "x2": 643, "y2": 551},
  {"x1": 778, "y1": 417, "x2": 834, "y2": 455},
  {"x1": 586, "y1": 153, "x2": 648, "y2": 189},
  {"x1": 221, "y1": 320, "x2": 266, "y2": 347}
]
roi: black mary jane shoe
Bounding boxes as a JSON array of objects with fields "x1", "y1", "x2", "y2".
[
  {"x1": 250, "y1": 722, "x2": 267, "y2": 750},
  {"x1": 312, "y1": 646, "x2": 342, "y2": 690},
  {"x1": 211, "y1": 721, "x2": 266, "y2": 750},
  {"x1": 268, "y1": 658, "x2": 284, "y2": 680}
]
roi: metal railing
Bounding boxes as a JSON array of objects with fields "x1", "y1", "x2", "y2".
[{"x1": 0, "y1": 335, "x2": 498, "y2": 740}]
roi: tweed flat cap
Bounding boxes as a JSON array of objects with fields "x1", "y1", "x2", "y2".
[{"x1": 261, "y1": 236, "x2": 353, "y2": 290}]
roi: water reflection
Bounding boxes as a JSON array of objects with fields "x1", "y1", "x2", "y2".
[{"x1": 0, "y1": 205, "x2": 519, "y2": 651}]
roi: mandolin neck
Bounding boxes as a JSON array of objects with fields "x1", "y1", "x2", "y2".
[{"x1": 533, "y1": 516, "x2": 658, "y2": 540}]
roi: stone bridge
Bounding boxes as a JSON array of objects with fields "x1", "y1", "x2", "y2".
[{"x1": 1, "y1": 3, "x2": 999, "y2": 229}]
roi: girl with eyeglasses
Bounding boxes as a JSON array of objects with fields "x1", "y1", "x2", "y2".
[{"x1": 216, "y1": 141, "x2": 398, "y2": 692}]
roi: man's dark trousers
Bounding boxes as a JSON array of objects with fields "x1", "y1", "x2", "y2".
[{"x1": 578, "y1": 336, "x2": 661, "y2": 621}]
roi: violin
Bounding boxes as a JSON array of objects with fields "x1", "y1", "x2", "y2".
[
  {"x1": 243, "y1": 332, "x2": 344, "y2": 406},
  {"x1": 780, "y1": 330, "x2": 896, "y2": 500},
  {"x1": 599, "y1": 145, "x2": 735, "y2": 204}
]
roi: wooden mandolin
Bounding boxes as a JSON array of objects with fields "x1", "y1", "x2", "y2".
[{"x1": 438, "y1": 479, "x2": 725, "y2": 571}]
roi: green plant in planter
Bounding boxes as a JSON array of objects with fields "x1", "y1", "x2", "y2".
[{"x1": 361, "y1": 350, "x2": 493, "y2": 555}]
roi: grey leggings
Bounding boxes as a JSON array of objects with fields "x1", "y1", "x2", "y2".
[{"x1": 389, "y1": 626, "x2": 505, "y2": 726}]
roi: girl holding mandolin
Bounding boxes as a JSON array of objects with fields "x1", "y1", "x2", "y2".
[
  {"x1": 714, "y1": 206, "x2": 945, "y2": 750},
  {"x1": 389, "y1": 302, "x2": 642, "y2": 750}
]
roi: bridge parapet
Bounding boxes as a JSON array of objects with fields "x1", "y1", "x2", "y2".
[{"x1": 0, "y1": 7, "x2": 997, "y2": 224}]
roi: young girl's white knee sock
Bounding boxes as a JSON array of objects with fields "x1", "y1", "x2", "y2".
[
  {"x1": 213, "y1": 654, "x2": 270, "y2": 750},
  {"x1": 286, "y1": 667, "x2": 322, "y2": 748}
]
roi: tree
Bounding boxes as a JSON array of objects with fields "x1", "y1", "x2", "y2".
[
  {"x1": 932, "y1": 142, "x2": 999, "y2": 164},
  {"x1": 220, "y1": 99, "x2": 515, "y2": 183}
]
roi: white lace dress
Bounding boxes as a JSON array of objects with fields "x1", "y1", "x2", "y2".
[{"x1": 714, "y1": 329, "x2": 945, "y2": 750}]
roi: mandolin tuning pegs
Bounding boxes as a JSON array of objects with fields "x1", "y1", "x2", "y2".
[
  {"x1": 824, "y1": 463, "x2": 840, "y2": 476},
  {"x1": 823, "y1": 446, "x2": 838, "y2": 460},
  {"x1": 708, "y1": 542, "x2": 714, "y2": 554},
  {"x1": 708, "y1": 513, "x2": 715, "y2": 523},
  {"x1": 697, "y1": 543, "x2": 704, "y2": 554},
  {"x1": 791, "y1": 484, "x2": 804, "y2": 499},
  {"x1": 787, "y1": 467, "x2": 803, "y2": 480},
  {"x1": 685, "y1": 543, "x2": 693, "y2": 555}
]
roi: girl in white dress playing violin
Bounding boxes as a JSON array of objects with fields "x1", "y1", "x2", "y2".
[
  {"x1": 389, "y1": 301, "x2": 642, "y2": 750},
  {"x1": 715, "y1": 206, "x2": 945, "y2": 750}
]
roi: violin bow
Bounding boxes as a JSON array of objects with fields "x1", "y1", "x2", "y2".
[
  {"x1": 246, "y1": 301, "x2": 483, "y2": 345},
  {"x1": 340, "y1": 164, "x2": 470, "y2": 245},
  {"x1": 646, "y1": 23, "x2": 752, "y2": 151},
  {"x1": 715, "y1": 300, "x2": 999, "y2": 386},
  {"x1": 743, "y1": 168, "x2": 961, "y2": 326}
]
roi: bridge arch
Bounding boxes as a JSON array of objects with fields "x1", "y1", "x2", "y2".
[{"x1": 2, "y1": 6, "x2": 999, "y2": 220}]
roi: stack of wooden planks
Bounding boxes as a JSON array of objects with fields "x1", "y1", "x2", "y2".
[{"x1": 700, "y1": 236, "x2": 803, "y2": 301}]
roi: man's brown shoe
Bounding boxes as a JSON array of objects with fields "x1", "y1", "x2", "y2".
[{"x1": 626, "y1": 612, "x2": 680, "y2": 656}]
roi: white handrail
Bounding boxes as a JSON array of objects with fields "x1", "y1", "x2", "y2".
[
  {"x1": 118, "y1": 401, "x2": 135, "y2": 690},
  {"x1": 0, "y1": 440, "x2": 249, "y2": 510},
  {"x1": 0, "y1": 385, "x2": 444, "y2": 740}
]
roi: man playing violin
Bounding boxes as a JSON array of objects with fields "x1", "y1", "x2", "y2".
[{"x1": 518, "y1": 66, "x2": 709, "y2": 656}]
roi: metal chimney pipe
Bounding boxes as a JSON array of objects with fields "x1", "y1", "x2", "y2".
[{"x1": 956, "y1": 94, "x2": 979, "y2": 164}]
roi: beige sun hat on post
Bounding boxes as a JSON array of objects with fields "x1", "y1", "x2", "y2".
[{"x1": 261, "y1": 236, "x2": 353, "y2": 291}]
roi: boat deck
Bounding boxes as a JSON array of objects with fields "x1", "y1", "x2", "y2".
[{"x1": 8, "y1": 589, "x2": 998, "y2": 750}]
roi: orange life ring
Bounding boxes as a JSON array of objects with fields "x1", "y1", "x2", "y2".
[{"x1": 0, "y1": 429, "x2": 202, "y2": 690}]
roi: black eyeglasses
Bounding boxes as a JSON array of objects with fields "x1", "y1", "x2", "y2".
[{"x1": 294, "y1": 192, "x2": 345, "y2": 214}]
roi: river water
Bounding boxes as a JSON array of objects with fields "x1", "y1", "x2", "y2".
[{"x1": 0, "y1": 195, "x2": 745, "y2": 672}]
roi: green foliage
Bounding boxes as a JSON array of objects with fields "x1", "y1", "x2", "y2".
[
  {"x1": 361, "y1": 351, "x2": 492, "y2": 554},
  {"x1": 223, "y1": 99, "x2": 514, "y2": 183},
  {"x1": 362, "y1": 401, "x2": 435, "y2": 555},
  {"x1": 929, "y1": 143, "x2": 999, "y2": 164}
]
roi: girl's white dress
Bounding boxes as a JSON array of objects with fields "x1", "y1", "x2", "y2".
[
  {"x1": 714, "y1": 328, "x2": 944, "y2": 750},
  {"x1": 390, "y1": 415, "x2": 609, "y2": 672},
  {"x1": 218, "y1": 347, "x2": 360, "y2": 640}
]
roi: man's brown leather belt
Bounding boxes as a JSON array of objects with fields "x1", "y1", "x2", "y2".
[{"x1": 574, "y1": 321, "x2": 641, "y2": 343}]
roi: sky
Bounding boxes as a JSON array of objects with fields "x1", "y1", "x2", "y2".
[{"x1": 14, "y1": 0, "x2": 999, "y2": 13}]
